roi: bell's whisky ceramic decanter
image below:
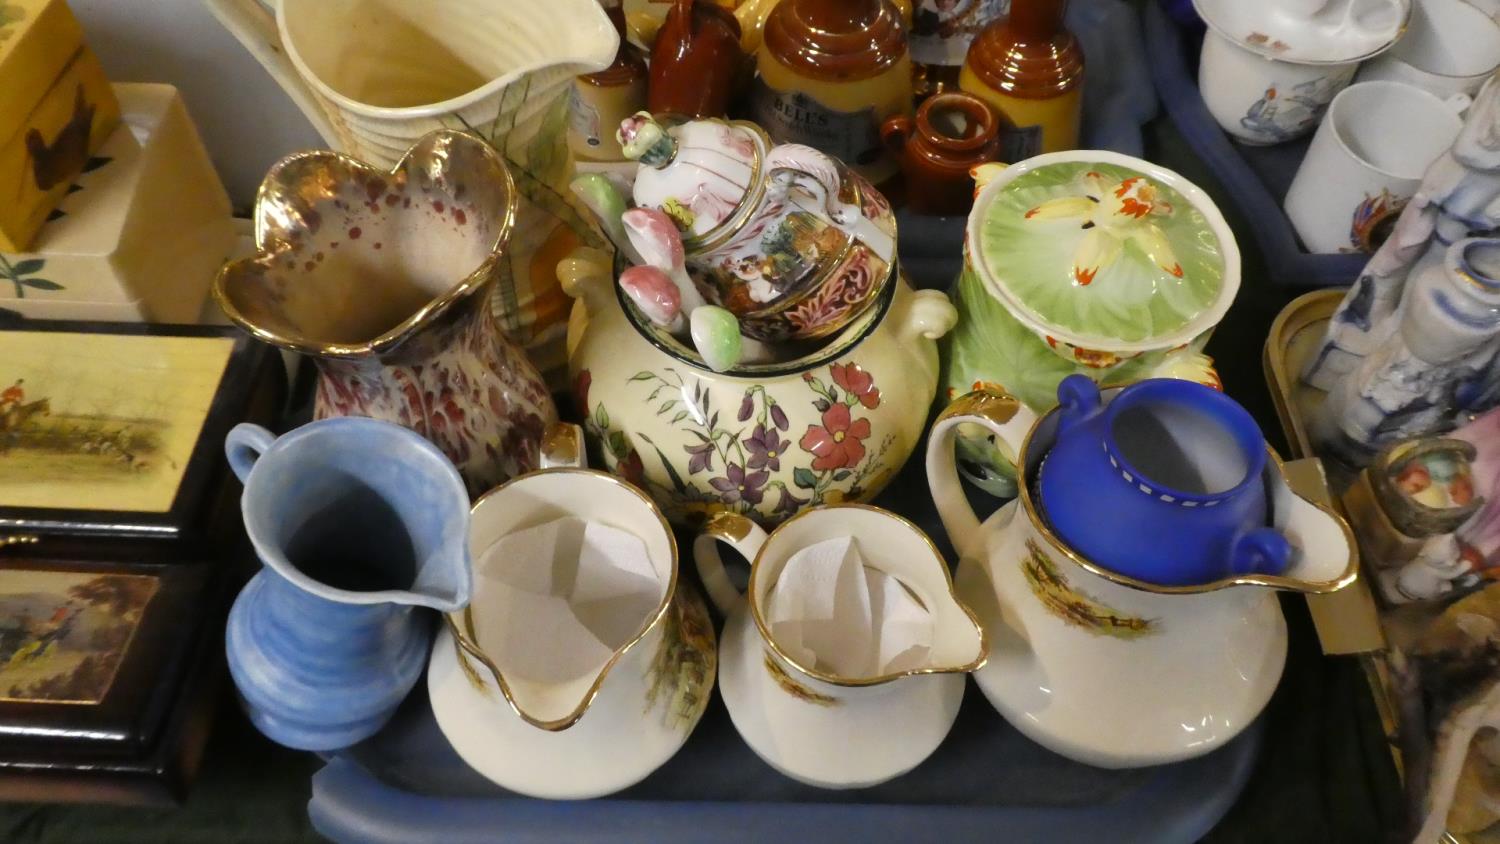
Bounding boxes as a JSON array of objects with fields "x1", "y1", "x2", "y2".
[
  {"x1": 750, "y1": 0, "x2": 914, "y2": 185},
  {"x1": 647, "y1": 0, "x2": 746, "y2": 119},
  {"x1": 569, "y1": 0, "x2": 648, "y2": 161},
  {"x1": 961, "y1": 0, "x2": 1085, "y2": 157},
  {"x1": 618, "y1": 112, "x2": 898, "y2": 342}
]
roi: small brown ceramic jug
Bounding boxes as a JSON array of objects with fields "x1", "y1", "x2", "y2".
[{"x1": 880, "y1": 92, "x2": 1001, "y2": 216}]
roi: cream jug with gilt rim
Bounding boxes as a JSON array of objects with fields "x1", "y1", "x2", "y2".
[{"x1": 426, "y1": 424, "x2": 717, "y2": 800}]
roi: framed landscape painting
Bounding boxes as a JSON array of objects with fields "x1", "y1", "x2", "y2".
[{"x1": 0, "y1": 322, "x2": 278, "y2": 540}]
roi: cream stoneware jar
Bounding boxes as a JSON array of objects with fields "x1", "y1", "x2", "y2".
[
  {"x1": 928, "y1": 388, "x2": 1359, "y2": 768},
  {"x1": 560, "y1": 246, "x2": 956, "y2": 527}
]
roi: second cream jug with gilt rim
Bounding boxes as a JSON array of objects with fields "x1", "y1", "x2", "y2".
[
  {"x1": 927, "y1": 388, "x2": 1359, "y2": 768},
  {"x1": 693, "y1": 504, "x2": 987, "y2": 788}
]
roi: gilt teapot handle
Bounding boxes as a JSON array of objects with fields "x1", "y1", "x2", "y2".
[
  {"x1": 926, "y1": 390, "x2": 1038, "y2": 558},
  {"x1": 765, "y1": 145, "x2": 853, "y2": 226}
]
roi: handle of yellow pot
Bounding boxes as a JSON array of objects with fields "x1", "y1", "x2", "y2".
[
  {"x1": 692, "y1": 512, "x2": 769, "y2": 615},
  {"x1": 889, "y1": 286, "x2": 957, "y2": 387},
  {"x1": 202, "y1": 0, "x2": 342, "y2": 148},
  {"x1": 926, "y1": 389, "x2": 1037, "y2": 558},
  {"x1": 539, "y1": 423, "x2": 586, "y2": 470},
  {"x1": 557, "y1": 247, "x2": 616, "y2": 319}
]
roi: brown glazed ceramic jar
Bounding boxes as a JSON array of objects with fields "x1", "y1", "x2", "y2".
[
  {"x1": 880, "y1": 91, "x2": 1000, "y2": 216},
  {"x1": 648, "y1": 0, "x2": 745, "y2": 118},
  {"x1": 960, "y1": 0, "x2": 1084, "y2": 158},
  {"x1": 750, "y1": 0, "x2": 913, "y2": 185},
  {"x1": 568, "y1": 0, "x2": 649, "y2": 161}
]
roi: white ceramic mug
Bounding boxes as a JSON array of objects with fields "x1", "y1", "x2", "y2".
[
  {"x1": 1357, "y1": 0, "x2": 1500, "y2": 100},
  {"x1": 1197, "y1": 30, "x2": 1360, "y2": 145},
  {"x1": 693, "y1": 505, "x2": 986, "y2": 788},
  {"x1": 1284, "y1": 81, "x2": 1465, "y2": 254}
]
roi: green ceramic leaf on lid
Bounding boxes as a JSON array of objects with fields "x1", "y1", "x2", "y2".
[{"x1": 972, "y1": 157, "x2": 1237, "y2": 349}]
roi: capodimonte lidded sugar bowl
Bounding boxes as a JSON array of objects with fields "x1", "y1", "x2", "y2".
[
  {"x1": 618, "y1": 111, "x2": 898, "y2": 342},
  {"x1": 559, "y1": 246, "x2": 957, "y2": 528},
  {"x1": 928, "y1": 387, "x2": 1359, "y2": 768},
  {"x1": 944, "y1": 151, "x2": 1239, "y2": 497}
]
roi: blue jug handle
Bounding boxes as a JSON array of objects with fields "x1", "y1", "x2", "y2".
[
  {"x1": 225, "y1": 423, "x2": 276, "y2": 484},
  {"x1": 1055, "y1": 374, "x2": 1103, "y2": 436},
  {"x1": 1228, "y1": 528, "x2": 1293, "y2": 577}
]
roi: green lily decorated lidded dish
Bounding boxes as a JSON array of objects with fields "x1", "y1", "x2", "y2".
[{"x1": 966, "y1": 151, "x2": 1240, "y2": 365}]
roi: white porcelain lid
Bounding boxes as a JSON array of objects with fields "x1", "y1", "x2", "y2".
[{"x1": 1193, "y1": 0, "x2": 1411, "y2": 64}]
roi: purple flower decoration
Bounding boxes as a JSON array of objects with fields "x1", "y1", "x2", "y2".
[
  {"x1": 709, "y1": 463, "x2": 769, "y2": 505},
  {"x1": 769, "y1": 403, "x2": 789, "y2": 432},
  {"x1": 773, "y1": 484, "x2": 808, "y2": 516},
  {"x1": 738, "y1": 391, "x2": 754, "y2": 422},
  {"x1": 744, "y1": 424, "x2": 791, "y2": 472},
  {"x1": 685, "y1": 441, "x2": 715, "y2": 475}
]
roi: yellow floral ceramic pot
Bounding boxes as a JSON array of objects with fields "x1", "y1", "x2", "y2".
[{"x1": 560, "y1": 247, "x2": 956, "y2": 527}]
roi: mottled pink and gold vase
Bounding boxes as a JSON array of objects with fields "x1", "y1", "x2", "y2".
[{"x1": 214, "y1": 130, "x2": 557, "y2": 496}]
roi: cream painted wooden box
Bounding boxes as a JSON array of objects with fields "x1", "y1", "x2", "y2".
[{"x1": 0, "y1": 83, "x2": 236, "y2": 323}]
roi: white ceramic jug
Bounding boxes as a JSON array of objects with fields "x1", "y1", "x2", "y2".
[
  {"x1": 205, "y1": 0, "x2": 620, "y2": 384},
  {"x1": 927, "y1": 389, "x2": 1359, "y2": 768}
]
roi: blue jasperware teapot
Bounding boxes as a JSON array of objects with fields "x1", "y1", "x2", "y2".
[{"x1": 1035, "y1": 375, "x2": 1291, "y2": 586}]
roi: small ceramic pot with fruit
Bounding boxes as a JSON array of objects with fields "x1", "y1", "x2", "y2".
[{"x1": 559, "y1": 246, "x2": 956, "y2": 527}]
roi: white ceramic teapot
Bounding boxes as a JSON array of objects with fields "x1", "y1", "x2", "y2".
[{"x1": 927, "y1": 388, "x2": 1359, "y2": 768}]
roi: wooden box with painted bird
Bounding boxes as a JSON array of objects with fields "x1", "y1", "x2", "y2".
[{"x1": 0, "y1": 0, "x2": 119, "y2": 252}]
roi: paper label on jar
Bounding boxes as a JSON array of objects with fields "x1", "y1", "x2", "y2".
[
  {"x1": 567, "y1": 83, "x2": 604, "y2": 150},
  {"x1": 910, "y1": 0, "x2": 1010, "y2": 67},
  {"x1": 749, "y1": 84, "x2": 885, "y2": 170}
]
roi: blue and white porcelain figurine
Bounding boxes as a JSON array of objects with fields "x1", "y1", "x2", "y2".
[
  {"x1": 1037, "y1": 375, "x2": 1291, "y2": 586},
  {"x1": 1305, "y1": 77, "x2": 1500, "y2": 466},
  {"x1": 224, "y1": 418, "x2": 471, "y2": 751}
]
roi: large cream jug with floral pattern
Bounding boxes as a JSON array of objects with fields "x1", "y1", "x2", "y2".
[
  {"x1": 206, "y1": 0, "x2": 619, "y2": 383},
  {"x1": 928, "y1": 387, "x2": 1359, "y2": 769}
]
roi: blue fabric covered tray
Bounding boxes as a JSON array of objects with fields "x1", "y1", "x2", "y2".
[{"x1": 1143, "y1": 0, "x2": 1368, "y2": 289}]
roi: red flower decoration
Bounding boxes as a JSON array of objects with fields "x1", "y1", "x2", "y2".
[
  {"x1": 574, "y1": 369, "x2": 592, "y2": 411},
  {"x1": 799, "y1": 403, "x2": 871, "y2": 471},
  {"x1": 829, "y1": 363, "x2": 880, "y2": 409}
]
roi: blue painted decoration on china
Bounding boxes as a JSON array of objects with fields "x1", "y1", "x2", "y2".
[
  {"x1": 223, "y1": 418, "x2": 472, "y2": 752},
  {"x1": 1037, "y1": 375, "x2": 1291, "y2": 586}
]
